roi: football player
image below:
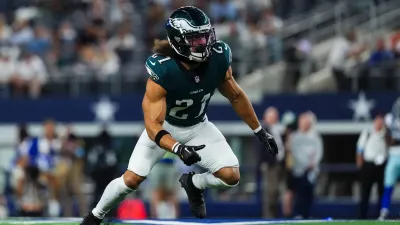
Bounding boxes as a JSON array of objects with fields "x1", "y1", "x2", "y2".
[
  {"x1": 379, "y1": 98, "x2": 400, "y2": 220},
  {"x1": 81, "y1": 6, "x2": 278, "y2": 224}
]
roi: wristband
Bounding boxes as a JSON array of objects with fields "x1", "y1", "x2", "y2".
[
  {"x1": 253, "y1": 126, "x2": 262, "y2": 133},
  {"x1": 155, "y1": 130, "x2": 170, "y2": 147}
]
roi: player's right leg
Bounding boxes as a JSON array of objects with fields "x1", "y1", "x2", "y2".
[{"x1": 81, "y1": 130, "x2": 166, "y2": 225}]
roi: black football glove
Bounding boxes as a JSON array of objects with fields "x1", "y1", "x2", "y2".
[
  {"x1": 173, "y1": 143, "x2": 204, "y2": 166},
  {"x1": 255, "y1": 128, "x2": 278, "y2": 156}
]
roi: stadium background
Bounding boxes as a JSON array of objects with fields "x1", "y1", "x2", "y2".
[{"x1": 0, "y1": 0, "x2": 399, "y2": 221}]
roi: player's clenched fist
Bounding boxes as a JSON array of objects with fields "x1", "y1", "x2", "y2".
[
  {"x1": 255, "y1": 128, "x2": 278, "y2": 156},
  {"x1": 173, "y1": 143, "x2": 204, "y2": 166}
]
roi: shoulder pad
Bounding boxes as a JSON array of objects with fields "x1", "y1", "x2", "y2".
[
  {"x1": 212, "y1": 40, "x2": 232, "y2": 71},
  {"x1": 145, "y1": 54, "x2": 172, "y2": 87}
]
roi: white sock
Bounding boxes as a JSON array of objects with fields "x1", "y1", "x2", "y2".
[
  {"x1": 92, "y1": 176, "x2": 134, "y2": 219},
  {"x1": 192, "y1": 172, "x2": 236, "y2": 190}
]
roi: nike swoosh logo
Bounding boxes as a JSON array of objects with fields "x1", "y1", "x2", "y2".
[{"x1": 149, "y1": 60, "x2": 156, "y2": 66}]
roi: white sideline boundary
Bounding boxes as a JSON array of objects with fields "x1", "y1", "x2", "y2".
[{"x1": 0, "y1": 218, "x2": 399, "y2": 224}]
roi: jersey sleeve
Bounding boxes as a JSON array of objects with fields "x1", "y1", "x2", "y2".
[
  {"x1": 145, "y1": 54, "x2": 168, "y2": 89},
  {"x1": 214, "y1": 40, "x2": 232, "y2": 73}
]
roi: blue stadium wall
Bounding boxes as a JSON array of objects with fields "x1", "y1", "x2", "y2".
[{"x1": 0, "y1": 92, "x2": 397, "y2": 123}]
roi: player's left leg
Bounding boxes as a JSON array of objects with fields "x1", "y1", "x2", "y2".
[{"x1": 178, "y1": 120, "x2": 239, "y2": 218}]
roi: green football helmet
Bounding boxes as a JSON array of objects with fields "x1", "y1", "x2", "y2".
[{"x1": 166, "y1": 6, "x2": 216, "y2": 62}]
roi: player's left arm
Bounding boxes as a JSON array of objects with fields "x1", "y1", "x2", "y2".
[
  {"x1": 218, "y1": 67, "x2": 278, "y2": 155},
  {"x1": 218, "y1": 66, "x2": 260, "y2": 130}
]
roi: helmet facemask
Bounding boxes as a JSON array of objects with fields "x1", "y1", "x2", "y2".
[{"x1": 167, "y1": 19, "x2": 216, "y2": 62}]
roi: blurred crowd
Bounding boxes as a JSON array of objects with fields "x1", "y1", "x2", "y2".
[
  {"x1": 0, "y1": 0, "x2": 140, "y2": 98},
  {"x1": 326, "y1": 29, "x2": 400, "y2": 92},
  {"x1": 2, "y1": 120, "x2": 123, "y2": 218},
  {"x1": 0, "y1": 0, "x2": 396, "y2": 97},
  {"x1": 257, "y1": 108, "x2": 323, "y2": 219},
  {"x1": 0, "y1": 0, "x2": 344, "y2": 99},
  {"x1": 5, "y1": 120, "x2": 85, "y2": 217}
]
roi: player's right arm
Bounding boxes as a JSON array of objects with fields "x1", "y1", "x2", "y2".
[
  {"x1": 142, "y1": 78, "x2": 204, "y2": 166},
  {"x1": 142, "y1": 78, "x2": 176, "y2": 151}
]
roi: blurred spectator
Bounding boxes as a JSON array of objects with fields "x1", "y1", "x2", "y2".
[
  {"x1": 10, "y1": 49, "x2": 48, "y2": 98},
  {"x1": 108, "y1": 0, "x2": 135, "y2": 26},
  {"x1": 107, "y1": 23, "x2": 136, "y2": 65},
  {"x1": 17, "y1": 119, "x2": 61, "y2": 216},
  {"x1": 96, "y1": 43, "x2": 120, "y2": 80},
  {"x1": 56, "y1": 126, "x2": 87, "y2": 217},
  {"x1": 259, "y1": 107, "x2": 285, "y2": 218},
  {"x1": 210, "y1": 0, "x2": 237, "y2": 22},
  {"x1": 17, "y1": 124, "x2": 30, "y2": 146},
  {"x1": 10, "y1": 124, "x2": 31, "y2": 192},
  {"x1": 237, "y1": 15, "x2": 266, "y2": 77},
  {"x1": 282, "y1": 39, "x2": 305, "y2": 92},
  {"x1": 89, "y1": 0, "x2": 107, "y2": 20},
  {"x1": 57, "y1": 21, "x2": 78, "y2": 67},
  {"x1": 327, "y1": 30, "x2": 367, "y2": 91},
  {"x1": 0, "y1": 14, "x2": 11, "y2": 43},
  {"x1": 75, "y1": 43, "x2": 120, "y2": 83},
  {"x1": 77, "y1": 18, "x2": 107, "y2": 48},
  {"x1": 0, "y1": 50, "x2": 16, "y2": 97},
  {"x1": 10, "y1": 18, "x2": 33, "y2": 46},
  {"x1": 282, "y1": 112, "x2": 298, "y2": 218},
  {"x1": 15, "y1": 165, "x2": 45, "y2": 217},
  {"x1": 259, "y1": 7, "x2": 283, "y2": 63},
  {"x1": 289, "y1": 112, "x2": 323, "y2": 219},
  {"x1": 357, "y1": 114, "x2": 387, "y2": 219},
  {"x1": 390, "y1": 31, "x2": 400, "y2": 58},
  {"x1": 15, "y1": 123, "x2": 31, "y2": 165},
  {"x1": 87, "y1": 127, "x2": 118, "y2": 216},
  {"x1": 149, "y1": 152, "x2": 179, "y2": 219},
  {"x1": 26, "y1": 24, "x2": 52, "y2": 59},
  {"x1": 368, "y1": 39, "x2": 394, "y2": 66},
  {"x1": 214, "y1": 18, "x2": 235, "y2": 41},
  {"x1": 146, "y1": 2, "x2": 167, "y2": 49}
]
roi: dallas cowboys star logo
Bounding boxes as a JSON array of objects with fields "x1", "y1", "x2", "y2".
[
  {"x1": 92, "y1": 96, "x2": 119, "y2": 123},
  {"x1": 349, "y1": 92, "x2": 375, "y2": 121}
]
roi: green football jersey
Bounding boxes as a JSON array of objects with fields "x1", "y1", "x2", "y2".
[{"x1": 145, "y1": 40, "x2": 232, "y2": 127}]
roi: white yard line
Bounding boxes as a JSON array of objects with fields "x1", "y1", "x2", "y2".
[{"x1": 0, "y1": 218, "x2": 398, "y2": 225}]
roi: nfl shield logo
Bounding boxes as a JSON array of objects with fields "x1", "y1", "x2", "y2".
[{"x1": 194, "y1": 76, "x2": 200, "y2": 83}]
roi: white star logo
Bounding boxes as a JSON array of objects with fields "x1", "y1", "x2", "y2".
[
  {"x1": 92, "y1": 96, "x2": 119, "y2": 123},
  {"x1": 349, "y1": 92, "x2": 375, "y2": 121}
]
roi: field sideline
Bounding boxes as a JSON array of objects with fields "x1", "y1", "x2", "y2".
[{"x1": 0, "y1": 218, "x2": 399, "y2": 225}]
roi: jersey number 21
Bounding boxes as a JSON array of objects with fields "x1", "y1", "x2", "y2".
[{"x1": 169, "y1": 93, "x2": 211, "y2": 119}]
